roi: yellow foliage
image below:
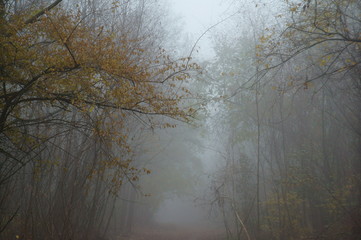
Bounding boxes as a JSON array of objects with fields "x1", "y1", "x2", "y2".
[
  {"x1": 0, "y1": 7, "x2": 196, "y2": 132},
  {"x1": 0, "y1": 4, "x2": 199, "y2": 192}
]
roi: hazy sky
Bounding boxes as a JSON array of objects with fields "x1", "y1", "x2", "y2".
[
  {"x1": 168, "y1": 0, "x2": 230, "y2": 34},
  {"x1": 167, "y1": 0, "x2": 234, "y2": 59}
]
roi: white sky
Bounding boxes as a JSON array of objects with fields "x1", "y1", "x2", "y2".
[
  {"x1": 168, "y1": 0, "x2": 230, "y2": 34},
  {"x1": 167, "y1": 0, "x2": 234, "y2": 59}
]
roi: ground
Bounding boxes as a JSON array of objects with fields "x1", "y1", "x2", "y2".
[{"x1": 116, "y1": 225, "x2": 226, "y2": 240}]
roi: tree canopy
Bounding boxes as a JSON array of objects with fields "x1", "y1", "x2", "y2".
[{"x1": 0, "y1": 0, "x2": 198, "y2": 183}]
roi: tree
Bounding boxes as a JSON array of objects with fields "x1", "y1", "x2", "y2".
[
  {"x1": 0, "y1": 0, "x2": 196, "y2": 183},
  {"x1": 204, "y1": 1, "x2": 361, "y2": 239},
  {"x1": 0, "y1": 0, "x2": 199, "y2": 238},
  {"x1": 260, "y1": 0, "x2": 361, "y2": 88}
]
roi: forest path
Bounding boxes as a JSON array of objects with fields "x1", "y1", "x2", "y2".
[{"x1": 117, "y1": 225, "x2": 225, "y2": 240}]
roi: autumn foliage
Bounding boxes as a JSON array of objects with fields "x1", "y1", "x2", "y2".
[{"x1": 1, "y1": 2, "x2": 197, "y2": 172}]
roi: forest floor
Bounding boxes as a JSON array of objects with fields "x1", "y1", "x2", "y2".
[{"x1": 116, "y1": 225, "x2": 226, "y2": 240}]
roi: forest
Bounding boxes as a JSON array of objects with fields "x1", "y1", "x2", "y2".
[{"x1": 0, "y1": 0, "x2": 360, "y2": 239}]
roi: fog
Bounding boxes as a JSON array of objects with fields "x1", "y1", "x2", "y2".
[
  {"x1": 1, "y1": 0, "x2": 360, "y2": 240},
  {"x1": 155, "y1": 198, "x2": 208, "y2": 226}
]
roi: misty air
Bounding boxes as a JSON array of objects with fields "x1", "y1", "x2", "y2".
[{"x1": 0, "y1": 0, "x2": 360, "y2": 239}]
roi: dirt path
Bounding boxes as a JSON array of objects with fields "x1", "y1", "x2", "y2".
[{"x1": 117, "y1": 225, "x2": 225, "y2": 240}]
